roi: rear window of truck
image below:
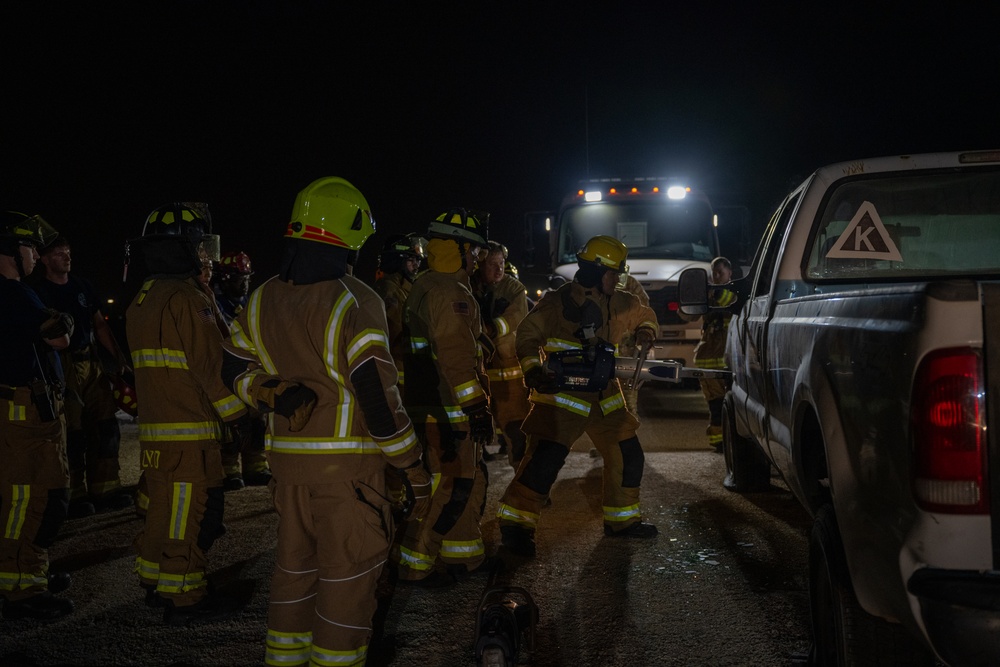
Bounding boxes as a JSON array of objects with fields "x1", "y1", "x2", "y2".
[{"x1": 805, "y1": 169, "x2": 1000, "y2": 280}]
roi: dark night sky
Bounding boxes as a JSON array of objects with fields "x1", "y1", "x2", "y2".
[{"x1": 4, "y1": 3, "x2": 1000, "y2": 302}]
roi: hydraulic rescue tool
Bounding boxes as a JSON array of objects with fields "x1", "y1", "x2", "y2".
[
  {"x1": 542, "y1": 343, "x2": 730, "y2": 392},
  {"x1": 474, "y1": 585, "x2": 538, "y2": 667}
]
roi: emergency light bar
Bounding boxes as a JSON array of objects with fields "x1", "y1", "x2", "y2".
[{"x1": 576, "y1": 182, "x2": 692, "y2": 202}]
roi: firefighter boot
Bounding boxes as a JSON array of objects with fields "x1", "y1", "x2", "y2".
[
  {"x1": 500, "y1": 525, "x2": 536, "y2": 558},
  {"x1": 163, "y1": 591, "x2": 242, "y2": 626},
  {"x1": 604, "y1": 521, "x2": 659, "y2": 538},
  {"x1": 2, "y1": 592, "x2": 74, "y2": 621}
]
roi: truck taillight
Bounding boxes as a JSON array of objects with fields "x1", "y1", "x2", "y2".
[{"x1": 911, "y1": 347, "x2": 988, "y2": 514}]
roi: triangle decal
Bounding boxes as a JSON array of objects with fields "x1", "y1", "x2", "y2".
[{"x1": 825, "y1": 200, "x2": 902, "y2": 261}]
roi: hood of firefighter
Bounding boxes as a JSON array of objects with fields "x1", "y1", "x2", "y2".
[{"x1": 426, "y1": 237, "x2": 464, "y2": 274}]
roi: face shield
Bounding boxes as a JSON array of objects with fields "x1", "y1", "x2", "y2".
[{"x1": 199, "y1": 234, "x2": 221, "y2": 263}]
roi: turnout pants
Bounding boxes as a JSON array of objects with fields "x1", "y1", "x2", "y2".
[
  {"x1": 395, "y1": 418, "x2": 487, "y2": 581},
  {"x1": 0, "y1": 387, "x2": 69, "y2": 601},
  {"x1": 265, "y1": 470, "x2": 392, "y2": 667},
  {"x1": 134, "y1": 441, "x2": 225, "y2": 606},
  {"x1": 488, "y1": 377, "x2": 530, "y2": 468},
  {"x1": 61, "y1": 349, "x2": 123, "y2": 500},
  {"x1": 497, "y1": 400, "x2": 645, "y2": 533}
]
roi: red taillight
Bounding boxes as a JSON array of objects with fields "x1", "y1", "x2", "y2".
[
  {"x1": 911, "y1": 348, "x2": 988, "y2": 514},
  {"x1": 667, "y1": 301, "x2": 680, "y2": 312}
]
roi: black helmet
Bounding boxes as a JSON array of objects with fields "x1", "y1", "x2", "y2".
[
  {"x1": 378, "y1": 233, "x2": 426, "y2": 279},
  {"x1": 1, "y1": 211, "x2": 58, "y2": 253},
  {"x1": 427, "y1": 208, "x2": 488, "y2": 246},
  {"x1": 132, "y1": 202, "x2": 220, "y2": 276}
]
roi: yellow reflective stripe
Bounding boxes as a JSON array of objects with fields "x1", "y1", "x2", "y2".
[
  {"x1": 496, "y1": 503, "x2": 539, "y2": 527},
  {"x1": 603, "y1": 503, "x2": 641, "y2": 523},
  {"x1": 0, "y1": 570, "x2": 46, "y2": 593},
  {"x1": 714, "y1": 289, "x2": 737, "y2": 307},
  {"x1": 494, "y1": 317, "x2": 509, "y2": 336},
  {"x1": 265, "y1": 629, "x2": 312, "y2": 667},
  {"x1": 440, "y1": 539, "x2": 485, "y2": 560},
  {"x1": 213, "y1": 394, "x2": 245, "y2": 419},
  {"x1": 131, "y1": 348, "x2": 188, "y2": 369},
  {"x1": 600, "y1": 393, "x2": 626, "y2": 415},
  {"x1": 7, "y1": 402, "x2": 26, "y2": 421},
  {"x1": 377, "y1": 428, "x2": 419, "y2": 457},
  {"x1": 156, "y1": 569, "x2": 206, "y2": 595},
  {"x1": 695, "y1": 357, "x2": 726, "y2": 369},
  {"x1": 139, "y1": 421, "x2": 221, "y2": 442},
  {"x1": 520, "y1": 356, "x2": 541, "y2": 372},
  {"x1": 266, "y1": 436, "x2": 381, "y2": 455},
  {"x1": 228, "y1": 319, "x2": 258, "y2": 355},
  {"x1": 430, "y1": 471, "x2": 442, "y2": 495},
  {"x1": 310, "y1": 644, "x2": 368, "y2": 667},
  {"x1": 135, "y1": 556, "x2": 159, "y2": 581},
  {"x1": 487, "y1": 366, "x2": 524, "y2": 381},
  {"x1": 397, "y1": 546, "x2": 435, "y2": 572},
  {"x1": 235, "y1": 372, "x2": 256, "y2": 405},
  {"x1": 409, "y1": 337, "x2": 430, "y2": 354},
  {"x1": 454, "y1": 379, "x2": 485, "y2": 402},
  {"x1": 543, "y1": 338, "x2": 581, "y2": 352},
  {"x1": 4, "y1": 485, "x2": 29, "y2": 540},
  {"x1": 170, "y1": 482, "x2": 192, "y2": 540},
  {"x1": 445, "y1": 405, "x2": 466, "y2": 423},
  {"x1": 347, "y1": 328, "x2": 388, "y2": 367},
  {"x1": 324, "y1": 292, "x2": 354, "y2": 439},
  {"x1": 531, "y1": 392, "x2": 591, "y2": 417},
  {"x1": 639, "y1": 319, "x2": 658, "y2": 332}
]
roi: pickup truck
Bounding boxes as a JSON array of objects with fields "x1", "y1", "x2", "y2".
[{"x1": 679, "y1": 150, "x2": 1000, "y2": 666}]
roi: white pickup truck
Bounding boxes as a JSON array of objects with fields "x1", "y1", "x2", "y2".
[{"x1": 679, "y1": 150, "x2": 1000, "y2": 665}]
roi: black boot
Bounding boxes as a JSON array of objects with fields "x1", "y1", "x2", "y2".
[
  {"x1": 500, "y1": 525, "x2": 536, "y2": 558},
  {"x1": 2, "y1": 592, "x2": 74, "y2": 621},
  {"x1": 604, "y1": 521, "x2": 658, "y2": 538},
  {"x1": 162, "y1": 591, "x2": 241, "y2": 626}
]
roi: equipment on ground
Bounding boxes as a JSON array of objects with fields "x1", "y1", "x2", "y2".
[
  {"x1": 543, "y1": 344, "x2": 730, "y2": 392},
  {"x1": 474, "y1": 585, "x2": 538, "y2": 667}
]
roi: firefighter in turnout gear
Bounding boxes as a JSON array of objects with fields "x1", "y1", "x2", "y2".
[
  {"x1": 373, "y1": 233, "x2": 426, "y2": 381},
  {"x1": 394, "y1": 208, "x2": 494, "y2": 586},
  {"x1": 211, "y1": 250, "x2": 272, "y2": 489},
  {"x1": 471, "y1": 241, "x2": 531, "y2": 468},
  {"x1": 497, "y1": 235, "x2": 659, "y2": 558},
  {"x1": 0, "y1": 211, "x2": 75, "y2": 621},
  {"x1": 126, "y1": 202, "x2": 249, "y2": 625},
  {"x1": 222, "y1": 177, "x2": 429, "y2": 667},
  {"x1": 693, "y1": 257, "x2": 735, "y2": 452},
  {"x1": 32, "y1": 236, "x2": 134, "y2": 516}
]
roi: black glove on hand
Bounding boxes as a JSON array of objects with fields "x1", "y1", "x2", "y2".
[
  {"x1": 524, "y1": 366, "x2": 560, "y2": 394},
  {"x1": 634, "y1": 328, "x2": 655, "y2": 352},
  {"x1": 397, "y1": 461, "x2": 432, "y2": 521},
  {"x1": 464, "y1": 401, "x2": 494, "y2": 447},
  {"x1": 273, "y1": 383, "x2": 318, "y2": 432}
]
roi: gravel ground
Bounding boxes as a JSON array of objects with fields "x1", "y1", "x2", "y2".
[{"x1": 1, "y1": 401, "x2": 813, "y2": 667}]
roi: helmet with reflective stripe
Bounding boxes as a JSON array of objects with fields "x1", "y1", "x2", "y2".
[
  {"x1": 285, "y1": 177, "x2": 375, "y2": 250},
  {"x1": 111, "y1": 373, "x2": 138, "y2": 417},
  {"x1": 577, "y1": 235, "x2": 628, "y2": 272},
  {"x1": 142, "y1": 202, "x2": 220, "y2": 262},
  {"x1": 1, "y1": 211, "x2": 59, "y2": 251},
  {"x1": 427, "y1": 208, "x2": 488, "y2": 246},
  {"x1": 215, "y1": 250, "x2": 253, "y2": 276}
]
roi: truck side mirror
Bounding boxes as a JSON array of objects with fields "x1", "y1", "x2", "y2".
[{"x1": 677, "y1": 268, "x2": 709, "y2": 316}]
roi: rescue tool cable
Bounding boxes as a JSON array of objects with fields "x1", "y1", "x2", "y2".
[{"x1": 542, "y1": 344, "x2": 730, "y2": 391}]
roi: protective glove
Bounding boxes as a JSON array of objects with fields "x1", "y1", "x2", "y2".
[
  {"x1": 634, "y1": 328, "x2": 655, "y2": 352},
  {"x1": 396, "y1": 460, "x2": 432, "y2": 521},
  {"x1": 464, "y1": 400, "x2": 494, "y2": 447},
  {"x1": 523, "y1": 366, "x2": 560, "y2": 394},
  {"x1": 40, "y1": 310, "x2": 75, "y2": 340},
  {"x1": 258, "y1": 380, "x2": 317, "y2": 432}
]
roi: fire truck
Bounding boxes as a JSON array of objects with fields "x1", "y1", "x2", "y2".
[{"x1": 522, "y1": 177, "x2": 734, "y2": 367}]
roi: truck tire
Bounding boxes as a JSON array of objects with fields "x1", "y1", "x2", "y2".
[
  {"x1": 808, "y1": 505, "x2": 934, "y2": 666},
  {"x1": 722, "y1": 396, "x2": 771, "y2": 492}
]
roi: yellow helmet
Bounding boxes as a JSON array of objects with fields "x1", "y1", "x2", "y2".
[
  {"x1": 577, "y1": 235, "x2": 628, "y2": 272},
  {"x1": 285, "y1": 177, "x2": 375, "y2": 251},
  {"x1": 427, "y1": 208, "x2": 488, "y2": 246}
]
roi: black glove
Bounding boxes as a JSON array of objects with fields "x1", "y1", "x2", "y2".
[
  {"x1": 524, "y1": 366, "x2": 560, "y2": 394},
  {"x1": 634, "y1": 328, "x2": 655, "y2": 352},
  {"x1": 464, "y1": 401, "x2": 494, "y2": 447},
  {"x1": 396, "y1": 460, "x2": 432, "y2": 521},
  {"x1": 40, "y1": 310, "x2": 75, "y2": 340},
  {"x1": 272, "y1": 383, "x2": 318, "y2": 432}
]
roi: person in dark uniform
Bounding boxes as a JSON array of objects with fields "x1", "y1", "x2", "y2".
[
  {"x1": 32, "y1": 237, "x2": 133, "y2": 516},
  {"x1": 0, "y1": 211, "x2": 75, "y2": 620}
]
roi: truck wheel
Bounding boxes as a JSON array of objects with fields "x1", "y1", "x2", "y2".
[
  {"x1": 722, "y1": 396, "x2": 771, "y2": 492},
  {"x1": 808, "y1": 505, "x2": 934, "y2": 666}
]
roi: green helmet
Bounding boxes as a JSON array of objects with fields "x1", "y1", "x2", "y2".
[
  {"x1": 427, "y1": 208, "x2": 488, "y2": 246},
  {"x1": 285, "y1": 177, "x2": 375, "y2": 251},
  {"x1": 1, "y1": 211, "x2": 59, "y2": 251}
]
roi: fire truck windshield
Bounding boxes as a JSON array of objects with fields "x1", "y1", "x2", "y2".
[{"x1": 556, "y1": 199, "x2": 716, "y2": 265}]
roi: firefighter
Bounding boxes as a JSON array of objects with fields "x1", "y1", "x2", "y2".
[
  {"x1": 394, "y1": 208, "x2": 494, "y2": 586},
  {"x1": 471, "y1": 241, "x2": 531, "y2": 468},
  {"x1": 373, "y1": 233, "x2": 426, "y2": 380},
  {"x1": 220, "y1": 176, "x2": 430, "y2": 667},
  {"x1": 211, "y1": 250, "x2": 271, "y2": 489},
  {"x1": 126, "y1": 202, "x2": 249, "y2": 625},
  {"x1": 496, "y1": 235, "x2": 659, "y2": 558},
  {"x1": 693, "y1": 256, "x2": 736, "y2": 452},
  {"x1": 0, "y1": 211, "x2": 74, "y2": 620},
  {"x1": 32, "y1": 237, "x2": 134, "y2": 516}
]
